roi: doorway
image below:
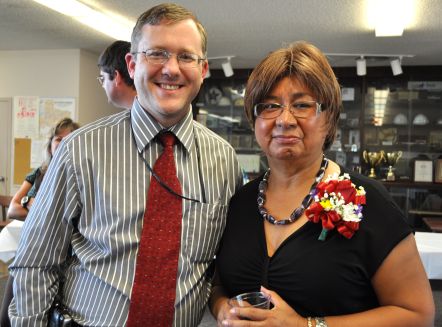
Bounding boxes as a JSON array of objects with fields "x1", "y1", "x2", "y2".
[{"x1": 0, "y1": 98, "x2": 12, "y2": 195}]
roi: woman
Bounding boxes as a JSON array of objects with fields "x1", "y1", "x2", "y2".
[
  {"x1": 7, "y1": 118, "x2": 79, "y2": 220},
  {"x1": 210, "y1": 42, "x2": 434, "y2": 326},
  {"x1": 0, "y1": 117, "x2": 79, "y2": 327}
]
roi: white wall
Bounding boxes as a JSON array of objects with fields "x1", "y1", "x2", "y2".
[
  {"x1": 0, "y1": 49, "x2": 120, "y2": 195},
  {"x1": 0, "y1": 49, "x2": 118, "y2": 123}
]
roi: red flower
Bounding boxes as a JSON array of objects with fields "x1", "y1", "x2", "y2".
[
  {"x1": 305, "y1": 174, "x2": 366, "y2": 241},
  {"x1": 337, "y1": 221, "x2": 360, "y2": 239}
]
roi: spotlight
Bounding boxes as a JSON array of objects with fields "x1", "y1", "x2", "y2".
[
  {"x1": 204, "y1": 67, "x2": 211, "y2": 79},
  {"x1": 356, "y1": 57, "x2": 366, "y2": 76},
  {"x1": 390, "y1": 57, "x2": 403, "y2": 76},
  {"x1": 222, "y1": 58, "x2": 234, "y2": 77}
]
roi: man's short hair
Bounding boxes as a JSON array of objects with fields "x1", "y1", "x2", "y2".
[
  {"x1": 98, "y1": 40, "x2": 135, "y2": 89},
  {"x1": 131, "y1": 3, "x2": 207, "y2": 56}
]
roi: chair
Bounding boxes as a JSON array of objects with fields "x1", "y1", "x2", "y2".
[{"x1": 0, "y1": 195, "x2": 12, "y2": 224}]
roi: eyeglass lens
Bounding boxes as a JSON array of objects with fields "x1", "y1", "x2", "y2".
[{"x1": 255, "y1": 102, "x2": 321, "y2": 119}]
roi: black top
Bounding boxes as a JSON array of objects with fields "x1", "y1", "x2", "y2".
[
  {"x1": 216, "y1": 168, "x2": 412, "y2": 317},
  {"x1": 24, "y1": 167, "x2": 43, "y2": 198}
]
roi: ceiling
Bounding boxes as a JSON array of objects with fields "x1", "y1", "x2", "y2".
[{"x1": 1, "y1": 0, "x2": 442, "y2": 70}]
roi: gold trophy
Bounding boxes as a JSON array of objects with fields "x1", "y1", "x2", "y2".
[
  {"x1": 382, "y1": 150, "x2": 402, "y2": 181},
  {"x1": 362, "y1": 150, "x2": 384, "y2": 178}
]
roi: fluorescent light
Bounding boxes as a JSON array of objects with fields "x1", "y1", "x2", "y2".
[
  {"x1": 32, "y1": 0, "x2": 133, "y2": 41},
  {"x1": 367, "y1": 0, "x2": 414, "y2": 37}
]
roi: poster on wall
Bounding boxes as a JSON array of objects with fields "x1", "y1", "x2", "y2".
[
  {"x1": 12, "y1": 96, "x2": 76, "y2": 170},
  {"x1": 39, "y1": 97, "x2": 76, "y2": 139},
  {"x1": 30, "y1": 97, "x2": 76, "y2": 167},
  {"x1": 13, "y1": 96, "x2": 39, "y2": 138}
]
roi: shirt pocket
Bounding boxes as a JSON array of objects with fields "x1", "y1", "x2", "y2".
[{"x1": 183, "y1": 201, "x2": 228, "y2": 262}]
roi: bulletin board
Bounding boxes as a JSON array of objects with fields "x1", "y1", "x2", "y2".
[
  {"x1": 12, "y1": 96, "x2": 76, "y2": 186},
  {"x1": 13, "y1": 138, "x2": 31, "y2": 185}
]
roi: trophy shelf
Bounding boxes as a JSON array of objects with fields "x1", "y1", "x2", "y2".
[{"x1": 382, "y1": 180, "x2": 442, "y2": 191}]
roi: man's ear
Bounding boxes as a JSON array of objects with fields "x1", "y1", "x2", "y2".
[
  {"x1": 201, "y1": 60, "x2": 209, "y2": 79},
  {"x1": 125, "y1": 53, "x2": 136, "y2": 79}
]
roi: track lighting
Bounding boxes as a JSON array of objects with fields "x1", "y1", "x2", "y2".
[
  {"x1": 356, "y1": 56, "x2": 366, "y2": 76},
  {"x1": 390, "y1": 57, "x2": 403, "y2": 76},
  {"x1": 221, "y1": 58, "x2": 234, "y2": 77},
  {"x1": 204, "y1": 68, "x2": 211, "y2": 79},
  {"x1": 207, "y1": 55, "x2": 235, "y2": 77},
  {"x1": 325, "y1": 53, "x2": 413, "y2": 76}
]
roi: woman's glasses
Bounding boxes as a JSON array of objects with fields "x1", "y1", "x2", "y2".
[{"x1": 254, "y1": 101, "x2": 322, "y2": 120}]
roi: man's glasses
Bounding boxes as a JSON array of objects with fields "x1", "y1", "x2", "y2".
[
  {"x1": 96, "y1": 75, "x2": 104, "y2": 86},
  {"x1": 132, "y1": 49, "x2": 206, "y2": 68},
  {"x1": 254, "y1": 101, "x2": 323, "y2": 120}
]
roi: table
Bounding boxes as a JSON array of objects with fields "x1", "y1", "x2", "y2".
[
  {"x1": 0, "y1": 220, "x2": 24, "y2": 263},
  {"x1": 415, "y1": 232, "x2": 442, "y2": 280}
]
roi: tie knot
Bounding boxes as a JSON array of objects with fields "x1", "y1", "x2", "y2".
[{"x1": 159, "y1": 132, "x2": 177, "y2": 147}]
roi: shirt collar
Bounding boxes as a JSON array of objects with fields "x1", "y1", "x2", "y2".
[{"x1": 131, "y1": 97, "x2": 194, "y2": 154}]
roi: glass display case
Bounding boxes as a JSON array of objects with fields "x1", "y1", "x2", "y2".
[
  {"x1": 194, "y1": 71, "x2": 267, "y2": 178},
  {"x1": 197, "y1": 68, "x2": 442, "y2": 227}
]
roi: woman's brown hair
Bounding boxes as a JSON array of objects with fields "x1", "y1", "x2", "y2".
[{"x1": 244, "y1": 41, "x2": 342, "y2": 150}]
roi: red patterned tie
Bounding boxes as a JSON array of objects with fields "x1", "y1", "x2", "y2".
[{"x1": 127, "y1": 132, "x2": 182, "y2": 327}]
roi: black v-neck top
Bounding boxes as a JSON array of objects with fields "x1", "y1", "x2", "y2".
[{"x1": 216, "y1": 169, "x2": 411, "y2": 317}]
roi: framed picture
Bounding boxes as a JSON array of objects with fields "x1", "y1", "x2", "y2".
[
  {"x1": 435, "y1": 159, "x2": 442, "y2": 183},
  {"x1": 414, "y1": 160, "x2": 433, "y2": 182}
]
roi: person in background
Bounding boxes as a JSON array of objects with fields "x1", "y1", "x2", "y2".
[
  {"x1": 9, "y1": 3, "x2": 242, "y2": 326},
  {"x1": 0, "y1": 117, "x2": 79, "y2": 327},
  {"x1": 210, "y1": 42, "x2": 434, "y2": 327},
  {"x1": 7, "y1": 118, "x2": 80, "y2": 220},
  {"x1": 97, "y1": 40, "x2": 137, "y2": 109}
]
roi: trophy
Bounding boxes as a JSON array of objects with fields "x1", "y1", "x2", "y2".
[
  {"x1": 362, "y1": 150, "x2": 384, "y2": 178},
  {"x1": 382, "y1": 150, "x2": 402, "y2": 181}
]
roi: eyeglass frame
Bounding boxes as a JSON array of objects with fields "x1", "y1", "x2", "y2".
[
  {"x1": 96, "y1": 75, "x2": 105, "y2": 86},
  {"x1": 132, "y1": 49, "x2": 206, "y2": 68},
  {"x1": 96, "y1": 71, "x2": 115, "y2": 86},
  {"x1": 253, "y1": 100, "x2": 323, "y2": 120}
]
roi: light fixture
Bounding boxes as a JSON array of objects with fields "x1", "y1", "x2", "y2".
[
  {"x1": 356, "y1": 56, "x2": 366, "y2": 76},
  {"x1": 204, "y1": 68, "x2": 211, "y2": 79},
  {"x1": 207, "y1": 56, "x2": 235, "y2": 77},
  {"x1": 367, "y1": 0, "x2": 415, "y2": 37},
  {"x1": 325, "y1": 52, "x2": 413, "y2": 76},
  {"x1": 390, "y1": 57, "x2": 403, "y2": 76},
  {"x1": 221, "y1": 58, "x2": 234, "y2": 77},
  {"x1": 32, "y1": 0, "x2": 133, "y2": 40}
]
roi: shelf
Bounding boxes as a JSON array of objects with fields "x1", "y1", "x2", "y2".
[
  {"x1": 409, "y1": 210, "x2": 442, "y2": 217},
  {"x1": 364, "y1": 124, "x2": 442, "y2": 129},
  {"x1": 382, "y1": 181, "x2": 442, "y2": 190},
  {"x1": 363, "y1": 144, "x2": 441, "y2": 152}
]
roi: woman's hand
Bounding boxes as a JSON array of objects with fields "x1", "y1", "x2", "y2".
[{"x1": 221, "y1": 286, "x2": 306, "y2": 327}]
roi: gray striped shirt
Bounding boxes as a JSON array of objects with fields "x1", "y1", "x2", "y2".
[{"x1": 9, "y1": 99, "x2": 242, "y2": 326}]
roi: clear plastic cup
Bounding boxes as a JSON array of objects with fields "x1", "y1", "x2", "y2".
[{"x1": 228, "y1": 291, "x2": 270, "y2": 310}]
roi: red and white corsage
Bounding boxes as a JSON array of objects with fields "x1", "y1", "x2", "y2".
[{"x1": 305, "y1": 173, "x2": 366, "y2": 241}]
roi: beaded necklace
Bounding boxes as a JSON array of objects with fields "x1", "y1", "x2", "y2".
[{"x1": 257, "y1": 156, "x2": 329, "y2": 225}]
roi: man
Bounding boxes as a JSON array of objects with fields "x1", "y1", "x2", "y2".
[
  {"x1": 9, "y1": 3, "x2": 242, "y2": 326},
  {"x1": 97, "y1": 40, "x2": 137, "y2": 109}
]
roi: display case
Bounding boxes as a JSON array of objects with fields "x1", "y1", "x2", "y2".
[
  {"x1": 194, "y1": 70, "x2": 267, "y2": 177},
  {"x1": 197, "y1": 67, "x2": 442, "y2": 227}
]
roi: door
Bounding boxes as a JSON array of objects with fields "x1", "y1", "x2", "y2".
[{"x1": 0, "y1": 98, "x2": 12, "y2": 195}]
